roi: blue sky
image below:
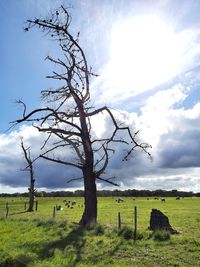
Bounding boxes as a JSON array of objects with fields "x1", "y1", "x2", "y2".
[{"x1": 1, "y1": 0, "x2": 200, "y2": 193}]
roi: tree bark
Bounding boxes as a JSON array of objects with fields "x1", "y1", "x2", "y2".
[
  {"x1": 80, "y1": 168, "x2": 97, "y2": 226},
  {"x1": 77, "y1": 101, "x2": 97, "y2": 226},
  {"x1": 27, "y1": 189, "x2": 35, "y2": 212}
]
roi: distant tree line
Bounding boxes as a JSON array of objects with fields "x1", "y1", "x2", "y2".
[{"x1": 0, "y1": 189, "x2": 199, "y2": 198}]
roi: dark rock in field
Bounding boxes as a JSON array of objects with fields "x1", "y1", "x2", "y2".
[{"x1": 148, "y1": 209, "x2": 179, "y2": 234}]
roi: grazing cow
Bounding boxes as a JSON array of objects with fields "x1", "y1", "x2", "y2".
[
  {"x1": 116, "y1": 198, "x2": 124, "y2": 203},
  {"x1": 71, "y1": 200, "x2": 76, "y2": 205},
  {"x1": 176, "y1": 196, "x2": 181, "y2": 200},
  {"x1": 161, "y1": 198, "x2": 165, "y2": 202}
]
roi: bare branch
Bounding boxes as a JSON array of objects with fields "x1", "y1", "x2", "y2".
[
  {"x1": 35, "y1": 126, "x2": 81, "y2": 137},
  {"x1": 21, "y1": 138, "x2": 32, "y2": 169},
  {"x1": 97, "y1": 177, "x2": 119, "y2": 186},
  {"x1": 95, "y1": 145, "x2": 109, "y2": 178},
  {"x1": 67, "y1": 176, "x2": 83, "y2": 183},
  {"x1": 40, "y1": 154, "x2": 83, "y2": 169}
]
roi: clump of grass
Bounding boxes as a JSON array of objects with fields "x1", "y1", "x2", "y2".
[
  {"x1": 14, "y1": 218, "x2": 29, "y2": 222},
  {"x1": 118, "y1": 226, "x2": 134, "y2": 240},
  {"x1": 153, "y1": 230, "x2": 171, "y2": 241},
  {"x1": 136, "y1": 231, "x2": 147, "y2": 240},
  {"x1": 58, "y1": 221, "x2": 68, "y2": 228},
  {"x1": 94, "y1": 224, "x2": 105, "y2": 235},
  {"x1": 117, "y1": 227, "x2": 149, "y2": 240},
  {"x1": 85, "y1": 223, "x2": 105, "y2": 236},
  {"x1": 14, "y1": 253, "x2": 36, "y2": 267},
  {"x1": 33, "y1": 218, "x2": 55, "y2": 227}
]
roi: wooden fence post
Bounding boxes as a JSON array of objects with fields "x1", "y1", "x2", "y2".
[
  {"x1": 134, "y1": 206, "x2": 137, "y2": 241},
  {"x1": 35, "y1": 200, "x2": 38, "y2": 211},
  {"x1": 118, "y1": 212, "x2": 121, "y2": 230},
  {"x1": 24, "y1": 202, "x2": 27, "y2": 211},
  {"x1": 53, "y1": 206, "x2": 56, "y2": 219},
  {"x1": 6, "y1": 203, "x2": 9, "y2": 218}
]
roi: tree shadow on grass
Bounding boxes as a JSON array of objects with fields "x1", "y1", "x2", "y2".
[
  {"x1": 37, "y1": 225, "x2": 123, "y2": 267},
  {"x1": 9, "y1": 211, "x2": 27, "y2": 216},
  {"x1": 0, "y1": 223, "x2": 123, "y2": 267},
  {"x1": 86, "y1": 239, "x2": 123, "y2": 266},
  {"x1": 38, "y1": 224, "x2": 86, "y2": 267}
]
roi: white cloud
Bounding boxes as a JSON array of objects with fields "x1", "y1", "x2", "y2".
[
  {"x1": 0, "y1": 184, "x2": 28, "y2": 194},
  {"x1": 2, "y1": 81, "x2": 200, "y2": 193},
  {"x1": 137, "y1": 84, "x2": 188, "y2": 148},
  {"x1": 128, "y1": 172, "x2": 200, "y2": 192},
  {"x1": 92, "y1": 14, "x2": 200, "y2": 106}
]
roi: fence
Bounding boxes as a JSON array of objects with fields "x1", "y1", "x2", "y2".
[
  {"x1": 0, "y1": 199, "x2": 38, "y2": 218},
  {"x1": 0, "y1": 197, "x2": 150, "y2": 234},
  {"x1": 117, "y1": 207, "x2": 137, "y2": 240}
]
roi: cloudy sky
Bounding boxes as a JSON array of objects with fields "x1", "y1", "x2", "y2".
[{"x1": 1, "y1": 0, "x2": 200, "y2": 193}]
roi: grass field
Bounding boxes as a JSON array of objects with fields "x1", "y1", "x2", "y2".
[{"x1": 0, "y1": 196, "x2": 200, "y2": 266}]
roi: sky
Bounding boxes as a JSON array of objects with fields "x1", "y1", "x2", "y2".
[{"x1": 1, "y1": 0, "x2": 200, "y2": 193}]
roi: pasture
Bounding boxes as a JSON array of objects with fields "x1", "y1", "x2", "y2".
[{"x1": 0, "y1": 196, "x2": 200, "y2": 266}]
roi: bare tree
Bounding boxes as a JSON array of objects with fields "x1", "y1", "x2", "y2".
[
  {"x1": 21, "y1": 139, "x2": 36, "y2": 212},
  {"x1": 13, "y1": 6, "x2": 151, "y2": 226}
]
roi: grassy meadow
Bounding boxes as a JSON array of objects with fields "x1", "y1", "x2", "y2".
[{"x1": 0, "y1": 196, "x2": 199, "y2": 266}]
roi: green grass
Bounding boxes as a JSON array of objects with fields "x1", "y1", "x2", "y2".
[{"x1": 0, "y1": 197, "x2": 200, "y2": 266}]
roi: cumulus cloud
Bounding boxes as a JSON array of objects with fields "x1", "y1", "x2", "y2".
[
  {"x1": 91, "y1": 14, "x2": 200, "y2": 107},
  {"x1": 157, "y1": 102, "x2": 200, "y2": 168},
  {"x1": 2, "y1": 69, "x2": 200, "y2": 193},
  {"x1": 0, "y1": 125, "x2": 82, "y2": 191},
  {"x1": 137, "y1": 84, "x2": 188, "y2": 148},
  {"x1": 127, "y1": 172, "x2": 200, "y2": 192},
  {"x1": 94, "y1": 74, "x2": 200, "y2": 191},
  {"x1": 2, "y1": 76, "x2": 200, "y2": 193}
]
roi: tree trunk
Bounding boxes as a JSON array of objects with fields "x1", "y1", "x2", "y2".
[
  {"x1": 27, "y1": 167, "x2": 35, "y2": 212},
  {"x1": 76, "y1": 101, "x2": 97, "y2": 226},
  {"x1": 79, "y1": 168, "x2": 97, "y2": 226},
  {"x1": 27, "y1": 189, "x2": 34, "y2": 212}
]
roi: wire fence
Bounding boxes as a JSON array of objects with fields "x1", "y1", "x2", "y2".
[
  {"x1": 0, "y1": 197, "x2": 159, "y2": 231},
  {"x1": 0, "y1": 199, "x2": 40, "y2": 217}
]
